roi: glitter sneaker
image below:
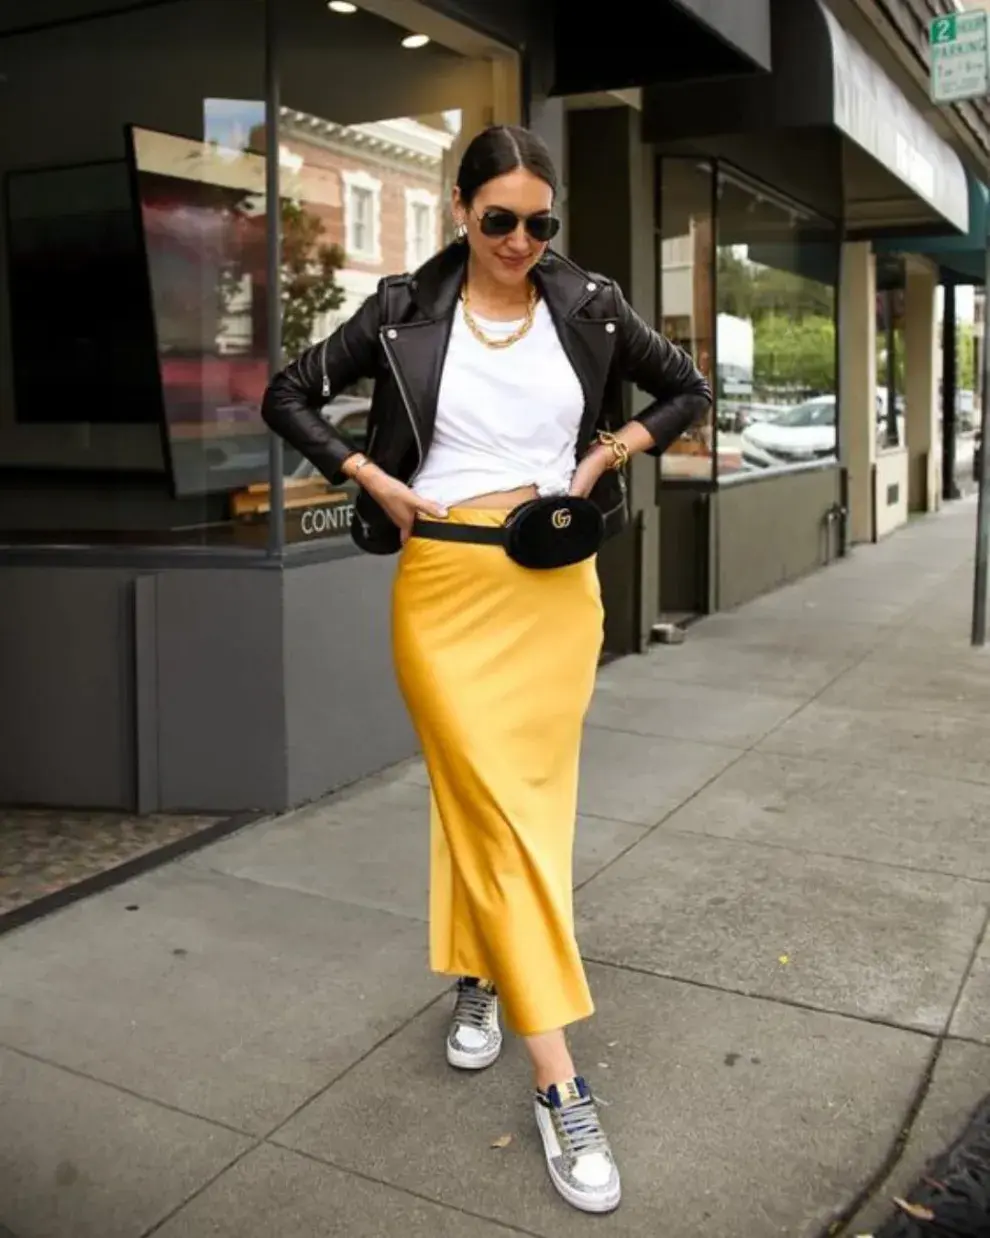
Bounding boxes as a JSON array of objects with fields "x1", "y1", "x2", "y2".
[
  {"x1": 534, "y1": 1076, "x2": 621, "y2": 1214},
  {"x1": 446, "y1": 978, "x2": 502, "y2": 1070}
]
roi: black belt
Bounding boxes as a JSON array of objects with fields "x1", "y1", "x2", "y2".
[
  {"x1": 411, "y1": 497, "x2": 604, "y2": 571},
  {"x1": 411, "y1": 517, "x2": 505, "y2": 546}
]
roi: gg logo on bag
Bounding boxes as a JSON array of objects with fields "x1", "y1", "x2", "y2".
[{"x1": 551, "y1": 508, "x2": 572, "y2": 530}]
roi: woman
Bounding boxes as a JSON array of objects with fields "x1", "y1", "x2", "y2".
[{"x1": 262, "y1": 125, "x2": 711, "y2": 1214}]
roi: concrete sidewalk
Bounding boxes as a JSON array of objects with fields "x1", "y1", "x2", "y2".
[{"x1": 3, "y1": 502, "x2": 990, "y2": 1238}]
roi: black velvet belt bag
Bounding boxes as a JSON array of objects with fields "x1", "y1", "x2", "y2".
[{"x1": 411, "y1": 496, "x2": 605, "y2": 570}]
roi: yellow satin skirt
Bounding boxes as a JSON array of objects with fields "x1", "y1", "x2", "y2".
[{"x1": 392, "y1": 508, "x2": 604, "y2": 1036}]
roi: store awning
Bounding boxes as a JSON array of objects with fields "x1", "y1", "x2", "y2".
[
  {"x1": 551, "y1": 0, "x2": 771, "y2": 97},
  {"x1": 820, "y1": 3, "x2": 967, "y2": 234},
  {"x1": 643, "y1": 0, "x2": 970, "y2": 235},
  {"x1": 875, "y1": 173, "x2": 989, "y2": 284}
]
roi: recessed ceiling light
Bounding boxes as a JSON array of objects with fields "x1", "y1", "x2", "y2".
[
  {"x1": 401, "y1": 33, "x2": 430, "y2": 48},
  {"x1": 328, "y1": 2, "x2": 357, "y2": 13}
]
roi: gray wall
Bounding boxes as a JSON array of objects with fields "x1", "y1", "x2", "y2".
[
  {"x1": 0, "y1": 566, "x2": 137, "y2": 808},
  {"x1": 283, "y1": 553, "x2": 414, "y2": 806},
  {"x1": 0, "y1": 553, "x2": 414, "y2": 813},
  {"x1": 715, "y1": 467, "x2": 843, "y2": 610},
  {"x1": 658, "y1": 469, "x2": 844, "y2": 617},
  {"x1": 659, "y1": 485, "x2": 713, "y2": 616},
  {"x1": 148, "y1": 569, "x2": 288, "y2": 812}
]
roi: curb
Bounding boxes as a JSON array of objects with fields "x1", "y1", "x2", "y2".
[{"x1": 872, "y1": 1094, "x2": 990, "y2": 1237}]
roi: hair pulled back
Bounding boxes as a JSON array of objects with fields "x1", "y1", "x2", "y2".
[{"x1": 455, "y1": 124, "x2": 558, "y2": 206}]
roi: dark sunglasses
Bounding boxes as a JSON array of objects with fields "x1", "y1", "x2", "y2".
[{"x1": 476, "y1": 207, "x2": 561, "y2": 243}]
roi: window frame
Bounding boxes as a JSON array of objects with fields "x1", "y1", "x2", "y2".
[
  {"x1": 342, "y1": 168, "x2": 383, "y2": 265},
  {"x1": 404, "y1": 186, "x2": 438, "y2": 270},
  {"x1": 658, "y1": 156, "x2": 841, "y2": 489},
  {"x1": 713, "y1": 163, "x2": 841, "y2": 485}
]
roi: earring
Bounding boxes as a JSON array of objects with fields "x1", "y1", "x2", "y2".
[{"x1": 455, "y1": 222, "x2": 467, "y2": 241}]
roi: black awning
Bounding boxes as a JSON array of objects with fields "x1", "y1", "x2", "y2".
[
  {"x1": 643, "y1": 0, "x2": 969, "y2": 235},
  {"x1": 551, "y1": 0, "x2": 771, "y2": 97}
]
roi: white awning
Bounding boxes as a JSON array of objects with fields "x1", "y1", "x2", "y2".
[{"x1": 820, "y1": 1, "x2": 969, "y2": 233}]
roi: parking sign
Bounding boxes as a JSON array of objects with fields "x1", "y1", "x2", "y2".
[{"x1": 930, "y1": 10, "x2": 990, "y2": 103}]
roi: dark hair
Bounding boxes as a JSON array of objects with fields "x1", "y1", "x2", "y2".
[{"x1": 455, "y1": 125, "x2": 559, "y2": 206}]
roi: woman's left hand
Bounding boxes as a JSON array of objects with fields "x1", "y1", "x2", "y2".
[{"x1": 569, "y1": 446, "x2": 609, "y2": 498}]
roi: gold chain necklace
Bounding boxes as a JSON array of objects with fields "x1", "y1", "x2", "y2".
[{"x1": 461, "y1": 283, "x2": 537, "y2": 350}]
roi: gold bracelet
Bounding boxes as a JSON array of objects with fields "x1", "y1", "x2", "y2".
[{"x1": 597, "y1": 431, "x2": 630, "y2": 471}]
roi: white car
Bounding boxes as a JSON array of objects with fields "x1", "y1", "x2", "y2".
[{"x1": 741, "y1": 396, "x2": 837, "y2": 469}]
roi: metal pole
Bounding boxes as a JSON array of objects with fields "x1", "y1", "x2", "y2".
[
  {"x1": 972, "y1": 257, "x2": 990, "y2": 647},
  {"x1": 942, "y1": 280, "x2": 959, "y2": 501},
  {"x1": 265, "y1": 0, "x2": 285, "y2": 556}
]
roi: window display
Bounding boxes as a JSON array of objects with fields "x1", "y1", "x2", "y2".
[
  {"x1": 0, "y1": 0, "x2": 517, "y2": 549},
  {"x1": 264, "y1": 0, "x2": 515, "y2": 546},
  {"x1": 716, "y1": 170, "x2": 839, "y2": 477},
  {"x1": 658, "y1": 158, "x2": 840, "y2": 483}
]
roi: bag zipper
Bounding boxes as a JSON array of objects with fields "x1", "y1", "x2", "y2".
[
  {"x1": 600, "y1": 495, "x2": 626, "y2": 520},
  {"x1": 379, "y1": 328, "x2": 424, "y2": 468}
]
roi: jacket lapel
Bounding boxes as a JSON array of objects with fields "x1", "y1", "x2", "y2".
[
  {"x1": 380, "y1": 245, "x2": 466, "y2": 464},
  {"x1": 534, "y1": 254, "x2": 618, "y2": 447}
]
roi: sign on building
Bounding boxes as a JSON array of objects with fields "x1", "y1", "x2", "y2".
[{"x1": 930, "y1": 10, "x2": 990, "y2": 103}]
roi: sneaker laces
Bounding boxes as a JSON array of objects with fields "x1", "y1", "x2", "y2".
[
  {"x1": 553, "y1": 1094, "x2": 610, "y2": 1159},
  {"x1": 453, "y1": 981, "x2": 495, "y2": 1031}
]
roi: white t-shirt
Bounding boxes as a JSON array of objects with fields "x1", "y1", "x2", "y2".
[{"x1": 411, "y1": 298, "x2": 585, "y2": 507}]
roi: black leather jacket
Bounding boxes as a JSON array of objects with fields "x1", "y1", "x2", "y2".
[{"x1": 262, "y1": 243, "x2": 712, "y2": 555}]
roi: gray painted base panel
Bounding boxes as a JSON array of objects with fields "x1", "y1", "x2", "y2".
[{"x1": 0, "y1": 551, "x2": 416, "y2": 815}]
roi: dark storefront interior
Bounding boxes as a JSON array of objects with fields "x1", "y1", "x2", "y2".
[{"x1": 0, "y1": 0, "x2": 508, "y2": 552}]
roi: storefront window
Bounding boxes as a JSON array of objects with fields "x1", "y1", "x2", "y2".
[
  {"x1": 0, "y1": 0, "x2": 268, "y2": 547},
  {"x1": 248, "y1": 0, "x2": 519, "y2": 548},
  {"x1": 659, "y1": 159, "x2": 716, "y2": 480},
  {"x1": 0, "y1": 0, "x2": 517, "y2": 551},
  {"x1": 716, "y1": 170, "x2": 839, "y2": 477}
]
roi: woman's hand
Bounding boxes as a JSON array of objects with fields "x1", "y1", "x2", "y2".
[
  {"x1": 571, "y1": 424, "x2": 656, "y2": 496},
  {"x1": 569, "y1": 445, "x2": 610, "y2": 499},
  {"x1": 357, "y1": 465, "x2": 448, "y2": 543}
]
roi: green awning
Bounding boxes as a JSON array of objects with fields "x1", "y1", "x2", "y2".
[{"x1": 875, "y1": 173, "x2": 989, "y2": 284}]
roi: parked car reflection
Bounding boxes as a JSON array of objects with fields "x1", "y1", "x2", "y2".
[{"x1": 741, "y1": 395, "x2": 837, "y2": 469}]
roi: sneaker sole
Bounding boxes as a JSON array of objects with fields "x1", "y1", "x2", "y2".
[
  {"x1": 446, "y1": 1038, "x2": 503, "y2": 1071},
  {"x1": 535, "y1": 1101, "x2": 621, "y2": 1214}
]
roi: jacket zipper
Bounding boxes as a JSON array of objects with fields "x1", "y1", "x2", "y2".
[
  {"x1": 379, "y1": 328, "x2": 424, "y2": 468},
  {"x1": 320, "y1": 338, "x2": 331, "y2": 398}
]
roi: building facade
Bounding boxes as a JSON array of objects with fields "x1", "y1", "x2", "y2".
[{"x1": 0, "y1": 0, "x2": 985, "y2": 814}]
